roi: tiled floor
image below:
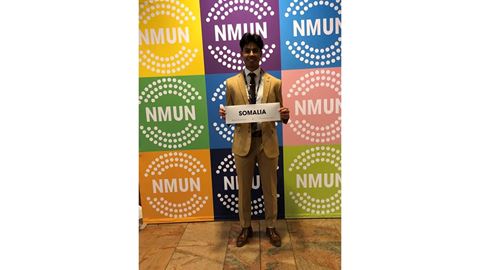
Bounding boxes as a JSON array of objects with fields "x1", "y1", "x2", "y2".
[{"x1": 139, "y1": 218, "x2": 340, "y2": 270}]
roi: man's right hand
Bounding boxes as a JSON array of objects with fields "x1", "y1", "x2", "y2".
[{"x1": 219, "y1": 106, "x2": 226, "y2": 119}]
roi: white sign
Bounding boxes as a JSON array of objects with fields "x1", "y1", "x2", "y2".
[{"x1": 225, "y1": 103, "x2": 281, "y2": 124}]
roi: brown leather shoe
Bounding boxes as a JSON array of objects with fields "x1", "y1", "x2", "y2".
[
  {"x1": 236, "y1": 226, "x2": 253, "y2": 247},
  {"x1": 266, "y1": 227, "x2": 281, "y2": 247}
]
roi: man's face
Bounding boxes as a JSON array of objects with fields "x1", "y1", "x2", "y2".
[{"x1": 241, "y1": 42, "x2": 262, "y2": 71}]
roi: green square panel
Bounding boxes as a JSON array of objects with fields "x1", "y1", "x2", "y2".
[
  {"x1": 139, "y1": 75, "x2": 210, "y2": 151},
  {"x1": 283, "y1": 145, "x2": 341, "y2": 218}
]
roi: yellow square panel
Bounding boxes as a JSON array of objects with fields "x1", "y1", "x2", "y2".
[{"x1": 139, "y1": 0, "x2": 205, "y2": 77}]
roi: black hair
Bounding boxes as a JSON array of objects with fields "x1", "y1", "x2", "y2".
[{"x1": 239, "y1": 33, "x2": 264, "y2": 51}]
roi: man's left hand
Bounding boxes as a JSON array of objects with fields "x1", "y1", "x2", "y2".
[{"x1": 279, "y1": 107, "x2": 290, "y2": 124}]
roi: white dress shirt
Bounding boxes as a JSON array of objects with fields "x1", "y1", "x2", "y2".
[{"x1": 243, "y1": 67, "x2": 264, "y2": 105}]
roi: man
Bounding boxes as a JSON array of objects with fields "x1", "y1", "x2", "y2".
[{"x1": 219, "y1": 33, "x2": 290, "y2": 247}]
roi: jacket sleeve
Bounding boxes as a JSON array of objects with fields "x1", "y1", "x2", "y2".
[
  {"x1": 226, "y1": 79, "x2": 233, "y2": 106},
  {"x1": 276, "y1": 80, "x2": 283, "y2": 107},
  {"x1": 276, "y1": 80, "x2": 289, "y2": 124}
]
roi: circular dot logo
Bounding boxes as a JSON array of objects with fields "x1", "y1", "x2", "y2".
[
  {"x1": 214, "y1": 153, "x2": 281, "y2": 216},
  {"x1": 286, "y1": 146, "x2": 341, "y2": 216},
  {"x1": 201, "y1": 0, "x2": 281, "y2": 73},
  {"x1": 282, "y1": 0, "x2": 341, "y2": 67},
  {"x1": 206, "y1": 43, "x2": 277, "y2": 72},
  {"x1": 285, "y1": 68, "x2": 341, "y2": 144},
  {"x1": 143, "y1": 152, "x2": 210, "y2": 219},
  {"x1": 139, "y1": 0, "x2": 203, "y2": 76},
  {"x1": 217, "y1": 193, "x2": 280, "y2": 216},
  {"x1": 139, "y1": 77, "x2": 207, "y2": 150}
]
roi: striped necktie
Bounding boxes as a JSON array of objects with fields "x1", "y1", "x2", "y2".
[
  {"x1": 248, "y1": 72, "x2": 256, "y2": 104},
  {"x1": 248, "y1": 72, "x2": 258, "y2": 131}
]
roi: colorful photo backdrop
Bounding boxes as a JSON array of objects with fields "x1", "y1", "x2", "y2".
[{"x1": 139, "y1": 0, "x2": 341, "y2": 223}]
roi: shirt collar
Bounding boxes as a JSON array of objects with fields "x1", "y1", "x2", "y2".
[{"x1": 244, "y1": 67, "x2": 261, "y2": 78}]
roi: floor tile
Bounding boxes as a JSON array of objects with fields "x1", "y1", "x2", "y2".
[
  {"x1": 139, "y1": 223, "x2": 187, "y2": 248},
  {"x1": 177, "y1": 221, "x2": 232, "y2": 247},
  {"x1": 259, "y1": 220, "x2": 297, "y2": 270},
  {"x1": 139, "y1": 223, "x2": 188, "y2": 270},
  {"x1": 292, "y1": 242, "x2": 341, "y2": 270},
  {"x1": 166, "y1": 221, "x2": 232, "y2": 270},
  {"x1": 288, "y1": 219, "x2": 341, "y2": 270},
  {"x1": 223, "y1": 221, "x2": 261, "y2": 270},
  {"x1": 166, "y1": 244, "x2": 227, "y2": 270},
  {"x1": 138, "y1": 218, "x2": 341, "y2": 270},
  {"x1": 287, "y1": 219, "x2": 341, "y2": 242},
  {"x1": 139, "y1": 246, "x2": 176, "y2": 270}
]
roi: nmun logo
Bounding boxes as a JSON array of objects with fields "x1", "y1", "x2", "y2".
[
  {"x1": 200, "y1": 0, "x2": 281, "y2": 74},
  {"x1": 280, "y1": 0, "x2": 341, "y2": 69},
  {"x1": 214, "y1": 153, "x2": 280, "y2": 216},
  {"x1": 284, "y1": 68, "x2": 341, "y2": 145},
  {"x1": 286, "y1": 146, "x2": 341, "y2": 216},
  {"x1": 139, "y1": 77, "x2": 209, "y2": 151},
  {"x1": 143, "y1": 152, "x2": 210, "y2": 219},
  {"x1": 139, "y1": 0, "x2": 204, "y2": 76}
]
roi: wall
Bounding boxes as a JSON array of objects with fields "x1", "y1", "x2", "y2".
[{"x1": 139, "y1": 0, "x2": 342, "y2": 224}]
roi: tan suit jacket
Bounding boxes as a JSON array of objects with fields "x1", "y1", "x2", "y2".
[{"x1": 226, "y1": 71, "x2": 283, "y2": 158}]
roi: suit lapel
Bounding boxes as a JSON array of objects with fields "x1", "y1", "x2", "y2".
[
  {"x1": 262, "y1": 71, "x2": 271, "y2": 103},
  {"x1": 236, "y1": 73, "x2": 249, "y2": 104}
]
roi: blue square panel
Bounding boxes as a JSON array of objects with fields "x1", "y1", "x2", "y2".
[
  {"x1": 280, "y1": 0, "x2": 342, "y2": 70},
  {"x1": 206, "y1": 71, "x2": 284, "y2": 149}
]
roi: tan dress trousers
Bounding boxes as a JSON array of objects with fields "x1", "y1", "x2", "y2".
[{"x1": 234, "y1": 136, "x2": 278, "y2": 228}]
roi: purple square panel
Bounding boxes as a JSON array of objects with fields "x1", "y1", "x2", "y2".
[{"x1": 200, "y1": 0, "x2": 281, "y2": 74}]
